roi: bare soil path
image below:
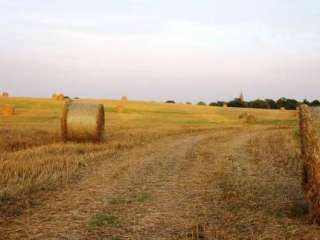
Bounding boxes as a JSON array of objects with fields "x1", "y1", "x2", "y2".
[{"x1": 1, "y1": 128, "x2": 320, "y2": 239}]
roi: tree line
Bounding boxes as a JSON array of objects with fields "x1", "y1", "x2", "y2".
[
  {"x1": 209, "y1": 98, "x2": 320, "y2": 110},
  {"x1": 166, "y1": 98, "x2": 320, "y2": 110}
]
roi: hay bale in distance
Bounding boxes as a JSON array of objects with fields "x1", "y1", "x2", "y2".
[
  {"x1": 52, "y1": 93, "x2": 65, "y2": 101},
  {"x1": 299, "y1": 104, "x2": 320, "y2": 223},
  {"x1": 115, "y1": 104, "x2": 124, "y2": 113},
  {"x1": 56, "y1": 94, "x2": 65, "y2": 101},
  {"x1": 1, "y1": 92, "x2": 9, "y2": 97},
  {"x1": 245, "y1": 114, "x2": 257, "y2": 124},
  {"x1": 121, "y1": 96, "x2": 128, "y2": 101},
  {"x1": 2, "y1": 105, "x2": 15, "y2": 116},
  {"x1": 238, "y1": 112, "x2": 249, "y2": 119},
  {"x1": 280, "y1": 107, "x2": 286, "y2": 111},
  {"x1": 61, "y1": 101, "x2": 105, "y2": 142}
]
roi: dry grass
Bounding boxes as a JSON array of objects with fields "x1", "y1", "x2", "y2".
[
  {"x1": 245, "y1": 114, "x2": 257, "y2": 124},
  {"x1": 247, "y1": 129, "x2": 301, "y2": 176},
  {"x1": 238, "y1": 112, "x2": 248, "y2": 119},
  {"x1": 0, "y1": 98, "x2": 297, "y2": 204},
  {"x1": 115, "y1": 104, "x2": 125, "y2": 113},
  {"x1": 1, "y1": 105, "x2": 15, "y2": 116}
]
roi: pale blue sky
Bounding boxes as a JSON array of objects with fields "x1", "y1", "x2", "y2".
[{"x1": 1, "y1": 0, "x2": 319, "y2": 102}]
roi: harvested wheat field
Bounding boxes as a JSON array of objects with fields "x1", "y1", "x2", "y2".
[{"x1": 1, "y1": 97, "x2": 320, "y2": 240}]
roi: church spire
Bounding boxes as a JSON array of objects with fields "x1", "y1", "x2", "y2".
[{"x1": 240, "y1": 92, "x2": 244, "y2": 103}]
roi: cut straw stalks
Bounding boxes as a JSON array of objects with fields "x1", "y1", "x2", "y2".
[
  {"x1": 1, "y1": 105, "x2": 15, "y2": 116},
  {"x1": 245, "y1": 114, "x2": 257, "y2": 124},
  {"x1": 115, "y1": 104, "x2": 125, "y2": 113}
]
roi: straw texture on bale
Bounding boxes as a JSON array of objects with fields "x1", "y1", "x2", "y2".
[
  {"x1": 61, "y1": 101, "x2": 105, "y2": 142},
  {"x1": 2, "y1": 105, "x2": 15, "y2": 116},
  {"x1": 56, "y1": 94, "x2": 65, "y2": 101},
  {"x1": 299, "y1": 104, "x2": 320, "y2": 223}
]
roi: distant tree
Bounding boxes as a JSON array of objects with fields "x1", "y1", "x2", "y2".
[
  {"x1": 209, "y1": 102, "x2": 218, "y2": 106},
  {"x1": 303, "y1": 99, "x2": 310, "y2": 105},
  {"x1": 228, "y1": 98, "x2": 245, "y2": 108},
  {"x1": 310, "y1": 100, "x2": 320, "y2": 107},
  {"x1": 197, "y1": 101, "x2": 207, "y2": 106},
  {"x1": 265, "y1": 99, "x2": 277, "y2": 109},
  {"x1": 248, "y1": 99, "x2": 270, "y2": 109},
  {"x1": 276, "y1": 98, "x2": 299, "y2": 110},
  {"x1": 185, "y1": 102, "x2": 192, "y2": 105},
  {"x1": 165, "y1": 100, "x2": 175, "y2": 104},
  {"x1": 217, "y1": 101, "x2": 226, "y2": 107},
  {"x1": 285, "y1": 99, "x2": 299, "y2": 110},
  {"x1": 276, "y1": 98, "x2": 287, "y2": 109},
  {"x1": 211, "y1": 97, "x2": 302, "y2": 109}
]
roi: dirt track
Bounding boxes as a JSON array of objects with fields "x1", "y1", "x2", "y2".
[{"x1": 1, "y1": 129, "x2": 318, "y2": 239}]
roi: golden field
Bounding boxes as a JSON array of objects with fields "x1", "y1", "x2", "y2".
[{"x1": 1, "y1": 97, "x2": 318, "y2": 240}]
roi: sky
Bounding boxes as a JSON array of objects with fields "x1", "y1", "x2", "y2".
[{"x1": 0, "y1": 0, "x2": 320, "y2": 102}]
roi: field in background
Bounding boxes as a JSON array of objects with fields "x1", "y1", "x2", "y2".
[
  {"x1": 1, "y1": 97, "x2": 312, "y2": 239},
  {"x1": 0, "y1": 97, "x2": 297, "y2": 152},
  {"x1": 0, "y1": 97, "x2": 297, "y2": 207}
]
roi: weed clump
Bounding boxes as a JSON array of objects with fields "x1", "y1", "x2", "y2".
[{"x1": 89, "y1": 213, "x2": 119, "y2": 228}]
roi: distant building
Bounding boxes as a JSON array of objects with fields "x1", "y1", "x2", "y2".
[{"x1": 239, "y1": 92, "x2": 244, "y2": 103}]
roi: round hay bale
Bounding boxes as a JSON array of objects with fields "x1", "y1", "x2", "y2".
[
  {"x1": 245, "y1": 114, "x2": 257, "y2": 124},
  {"x1": 56, "y1": 94, "x2": 65, "y2": 101},
  {"x1": 2, "y1": 105, "x2": 15, "y2": 116},
  {"x1": 280, "y1": 107, "x2": 286, "y2": 111},
  {"x1": 121, "y1": 96, "x2": 128, "y2": 101},
  {"x1": 238, "y1": 112, "x2": 249, "y2": 119},
  {"x1": 299, "y1": 104, "x2": 320, "y2": 223},
  {"x1": 115, "y1": 104, "x2": 124, "y2": 113},
  {"x1": 1, "y1": 92, "x2": 9, "y2": 97},
  {"x1": 61, "y1": 101, "x2": 105, "y2": 142}
]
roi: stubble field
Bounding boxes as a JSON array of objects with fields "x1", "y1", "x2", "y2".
[{"x1": 1, "y1": 97, "x2": 318, "y2": 240}]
